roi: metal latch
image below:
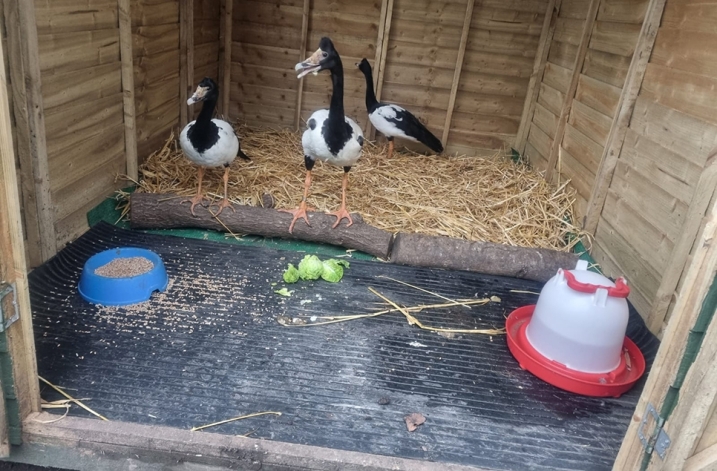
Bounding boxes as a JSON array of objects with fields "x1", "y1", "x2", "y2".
[
  {"x1": 639, "y1": 403, "x2": 671, "y2": 459},
  {"x1": 0, "y1": 282, "x2": 19, "y2": 332}
]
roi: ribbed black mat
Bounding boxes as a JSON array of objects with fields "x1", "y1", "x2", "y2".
[{"x1": 29, "y1": 222, "x2": 659, "y2": 471}]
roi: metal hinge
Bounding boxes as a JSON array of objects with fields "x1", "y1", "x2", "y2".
[
  {"x1": 0, "y1": 283, "x2": 19, "y2": 332},
  {"x1": 639, "y1": 403, "x2": 671, "y2": 459}
]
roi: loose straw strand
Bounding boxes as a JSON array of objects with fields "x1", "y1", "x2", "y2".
[{"x1": 38, "y1": 376, "x2": 109, "y2": 421}]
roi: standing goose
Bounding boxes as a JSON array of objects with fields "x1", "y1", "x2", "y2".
[
  {"x1": 180, "y1": 77, "x2": 250, "y2": 216},
  {"x1": 283, "y1": 37, "x2": 364, "y2": 233},
  {"x1": 357, "y1": 58, "x2": 443, "y2": 158}
]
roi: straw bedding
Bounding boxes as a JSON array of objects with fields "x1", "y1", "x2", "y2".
[{"x1": 128, "y1": 126, "x2": 581, "y2": 252}]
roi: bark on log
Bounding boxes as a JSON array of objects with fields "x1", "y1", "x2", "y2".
[
  {"x1": 391, "y1": 233, "x2": 579, "y2": 282},
  {"x1": 129, "y1": 193, "x2": 394, "y2": 259}
]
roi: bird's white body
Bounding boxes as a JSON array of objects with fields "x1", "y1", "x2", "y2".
[
  {"x1": 179, "y1": 119, "x2": 239, "y2": 167},
  {"x1": 302, "y1": 109, "x2": 364, "y2": 167},
  {"x1": 369, "y1": 104, "x2": 419, "y2": 143}
]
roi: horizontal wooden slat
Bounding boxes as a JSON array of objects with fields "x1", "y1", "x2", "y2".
[
  {"x1": 35, "y1": 0, "x2": 118, "y2": 34},
  {"x1": 42, "y1": 62, "x2": 122, "y2": 110},
  {"x1": 49, "y1": 125, "x2": 126, "y2": 194},
  {"x1": 524, "y1": 141, "x2": 548, "y2": 172},
  {"x1": 542, "y1": 62, "x2": 572, "y2": 94},
  {"x1": 527, "y1": 121, "x2": 552, "y2": 158},
  {"x1": 452, "y1": 92, "x2": 525, "y2": 117},
  {"x1": 131, "y1": 0, "x2": 179, "y2": 27},
  {"x1": 574, "y1": 73, "x2": 621, "y2": 116},
  {"x1": 589, "y1": 21, "x2": 642, "y2": 57},
  {"x1": 557, "y1": 146, "x2": 593, "y2": 200},
  {"x1": 660, "y1": 0, "x2": 717, "y2": 35},
  {"x1": 53, "y1": 152, "x2": 126, "y2": 222},
  {"x1": 562, "y1": 123, "x2": 602, "y2": 174},
  {"x1": 620, "y1": 129, "x2": 700, "y2": 205},
  {"x1": 547, "y1": 41, "x2": 578, "y2": 69},
  {"x1": 629, "y1": 96, "x2": 717, "y2": 166},
  {"x1": 233, "y1": 83, "x2": 298, "y2": 109},
  {"x1": 568, "y1": 99, "x2": 611, "y2": 146},
  {"x1": 559, "y1": 0, "x2": 592, "y2": 19},
  {"x1": 133, "y1": 24, "x2": 179, "y2": 58},
  {"x1": 470, "y1": 7, "x2": 545, "y2": 35},
  {"x1": 610, "y1": 161, "x2": 689, "y2": 243},
  {"x1": 38, "y1": 29, "x2": 120, "y2": 74},
  {"x1": 553, "y1": 18, "x2": 586, "y2": 46},
  {"x1": 582, "y1": 48, "x2": 630, "y2": 88},
  {"x1": 597, "y1": 0, "x2": 649, "y2": 23},
  {"x1": 461, "y1": 50, "x2": 535, "y2": 78},
  {"x1": 232, "y1": 43, "x2": 300, "y2": 69},
  {"x1": 600, "y1": 192, "x2": 674, "y2": 277},
  {"x1": 640, "y1": 63, "x2": 717, "y2": 128},
  {"x1": 532, "y1": 102, "x2": 558, "y2": 138},
  {"x1": 537, "y1": 82, "x2": 564, "y2": 116}
]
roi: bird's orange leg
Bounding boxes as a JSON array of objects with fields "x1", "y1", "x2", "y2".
[
  {"x1": 213, "y1": 165, "x2": 235, "y2": 216},
  {"x1": 280, "y1": 170, "x2": 313, "y2": 233},
  {"x1": 387, "y1": 138, "x2": 394, "y2": 159},
  {"x1": 329, "y1": 169, "x2": 353, "y2": 229},
  {"x1": 181, "y1": 166, "x2": 207, "y2": 216}
]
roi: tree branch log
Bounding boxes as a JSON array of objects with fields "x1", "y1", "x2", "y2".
[
  {"x1": 129, "y1": 193, "x2": 394, "y2": 259},
  {"x1": 391, "y1": 233, "x2": 579, "y2": 283},
  {"x1": 130, "y1": 193, "x2": 581, "y2": 282}
]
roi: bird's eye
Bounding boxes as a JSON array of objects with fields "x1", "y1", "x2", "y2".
[{"x1": 322, "y1": 52, "x2": 328, "y2": 58}]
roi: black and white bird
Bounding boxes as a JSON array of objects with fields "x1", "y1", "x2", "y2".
[
  {"x1": 180, "y1": 77, "x2": 250, "y2": 216},
  {"x1": 282, "y1": 37, "x2": 364, "y2": 233},
  {"x1": 357, "y1": 58, "x2": 443, "y2": 159}
]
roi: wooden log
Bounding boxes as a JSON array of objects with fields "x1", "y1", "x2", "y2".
[
  {"x1": 129, "y1": 193, "x2": 394, "y2": 259},
  {"x1": 391, "y1": 233, "x2": 579, "y2": 283}
]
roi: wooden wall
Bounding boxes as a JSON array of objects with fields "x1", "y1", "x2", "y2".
[
  {"x1": 230, "y1": 0, "x2": 548, "y2": 155},
  {"x1": 132, "y1": 0, "x2": 180, "y2": 160},
  {"x1": 34, "y1": 0, "x2": 127, "y2": 248},
  {"x1": 594, "y1": 0, "x2": 717, "y2": 330},
  {"x1": 517, "y1": 0, "x2": 717, "y2": 330}
]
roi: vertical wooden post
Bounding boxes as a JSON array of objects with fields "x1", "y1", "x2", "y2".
[
  {"x1": 545, "y1": 0, "x2": 600, "y2": 183},
  {"x1": 369, "y1": 0, "x2": 394, "y2": 139},
  {"x1": 0, "y1": 15, "x2": 42, "y2": 424},
  {"x1": 218, "y1": 0, "x2": 233, "y2": 118},
  {"x1": 294, "y1": 0, "x2": 311, "y2": 131},
  {"x1": 180, "y1": 0, "x2": 194, "y2": 126},
  {"x1": 118, "y1": 0, "x2": 138, "y2": 181},
  {"x1": 613, "y1": 195, "x2": 717, "y2": 470},
  {"x1": 15, "y1": 1, "x2": 56, "y2": 263},
  {"x1": 365, "y1": 0, "x2": 394, "y2": 137},
  {"x1": 514, "y1": 0, "x2": 561, "y2": 155},
  {"x1": 2, "y1": 1, "x2": 40, "y2": 267},
  {"x1": 179, "y1": 0, "x2": 189, "y2": 127},
  {"x1": 583, "y1": 0, "x2": 668, "y2": 234},
  {"x1": 441, "y1": 0, "x2": 475, "y2": 147}
]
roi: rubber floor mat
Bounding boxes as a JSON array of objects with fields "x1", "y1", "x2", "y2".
[{"x1": 30, "y1": 222, "x2": 659, "y2": 471}]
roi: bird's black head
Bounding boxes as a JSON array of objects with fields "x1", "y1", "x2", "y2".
[
  {"x1": 187, "y1": 77, "x2": 218, "y2": 105},
  {"x1": 295, "y1": 37, "x2": 341, "y2": 79},
  {"x1": 356, "y1": 58, "x2": 372, "y2": 75}
]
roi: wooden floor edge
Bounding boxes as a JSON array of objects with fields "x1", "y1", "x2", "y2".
[{"x1": 20, "y1": 412, "x2": 491, "y2": 471}]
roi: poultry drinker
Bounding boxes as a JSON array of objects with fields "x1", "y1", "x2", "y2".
[{"x1": 506, "y1": 260, "x2": 645, "y2": 397}]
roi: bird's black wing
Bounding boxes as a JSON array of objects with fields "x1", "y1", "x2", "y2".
[{"x1": 384, "y1": 106, "x2": 444, "y2": 153}]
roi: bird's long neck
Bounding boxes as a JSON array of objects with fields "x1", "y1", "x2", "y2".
[
  {"x1": 193, "y1": 93, "x2": 217, "y2": 131},
  {"x1": 327, "y1": 58, "x2": 347, "y2": 133},
  {"x1": 360, "y1": 65, "x2": 379, "y2": 113}
]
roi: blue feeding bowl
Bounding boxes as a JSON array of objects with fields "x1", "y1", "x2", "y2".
[{"x1": 78, "y1": 247, "x2": 168, "y2": 306}]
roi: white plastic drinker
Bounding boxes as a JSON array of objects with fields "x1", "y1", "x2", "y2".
[{"x1": 525, "y1": 259, "x2": 630, "y2": 374}]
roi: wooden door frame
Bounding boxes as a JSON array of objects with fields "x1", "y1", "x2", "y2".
[{"x1": 0, "y1": 2, "x2": 42, "y2": 440}]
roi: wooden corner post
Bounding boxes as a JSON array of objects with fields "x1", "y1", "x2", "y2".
[
  {"x1": 0, "y1": 12, "x2": 42, "y2": 432},
  {"x1": 118, "y1": 0, "x2": 138, "y2": 181},
  {"x1": 293, "y1": 0, "x2": 311, "y2": 131},
  {"x1": 365, "y1": 0, "x2": 395, "y2": 138}
]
